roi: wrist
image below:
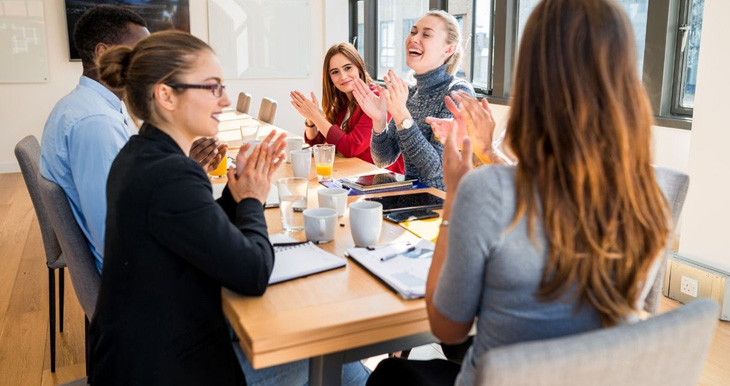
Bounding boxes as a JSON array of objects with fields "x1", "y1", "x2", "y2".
[
  {"x1": 304, "y1": 119, "x2": 315, "y2": 128},
  {"x1": 373, "y1": 119, "x2": 387, "y2": 134}
]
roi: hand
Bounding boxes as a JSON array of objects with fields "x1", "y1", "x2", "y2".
[
  {"x1": 382, "y1": 70, "x2": 412, "y2": 125},
  {"x1": 190, "y1": 137, "x2": 228, "y2": 172},
  {"x1": 450, "y1": 91, "x2": 496, "y2": 161},
  {"x1": 351, "y1": 78, "x2": 387, "y2": 130},
  {"x1": 290, "y1": 91, "x2": 322, "y2": 122},
  {"x1": 443, "y1": 121, "x2": 473, "y2": 195},
  {"x1": 426, "y1": 95, "x2": 468, "y2": 148},
  {"x1": 228, "y1": 131, "x2": 287, "y2": 203}
]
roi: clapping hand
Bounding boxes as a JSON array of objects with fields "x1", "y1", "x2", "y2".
[
  {"x1": 449, "y1": 91, "x2": 497, "y2": 163},
  {"x1": 227, "y1": 131, "x2": 287, "y2": 204},
  {"x1": 290, "y1": 91, "x2": 322, "y2": 123},
  {"x1": 443, "y1": 120, "x2": 473, "y2": 195},
  {"x1": 190, "y1": 137, "x2": 228, "y2": 172},
  {"x1": 352, "y1": 78, "x2": 388, "y2": 130},
  {"x1": 382, "y1": 70, "x2": 411, "y2": 126},
  {"x1": 426, "y1": 95, "x2": 467, "y2": 148}
]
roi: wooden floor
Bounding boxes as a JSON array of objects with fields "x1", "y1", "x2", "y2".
[{"x1": 0, "y1": 172, "x2": 728, "y2": 386}]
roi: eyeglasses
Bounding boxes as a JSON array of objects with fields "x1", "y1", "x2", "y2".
[{"x1": 165, "y1": 83, "x2": 226, "y2": 98}]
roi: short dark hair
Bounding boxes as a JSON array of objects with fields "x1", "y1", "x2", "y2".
[{"x1": 73, "y1": 5, "x2": 147, "y2": 68}]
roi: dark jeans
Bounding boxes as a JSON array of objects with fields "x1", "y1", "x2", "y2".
[{"x1": 366, "y1": 358, "x2": 461, "y2": 386}]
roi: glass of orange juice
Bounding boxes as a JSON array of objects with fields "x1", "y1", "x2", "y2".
[
  {"x1": 313, "y1": 144, "x2": 335, "y2": 181},
  {"x1": 208, "y1": 156, "x2": 228, "y2": 179}
]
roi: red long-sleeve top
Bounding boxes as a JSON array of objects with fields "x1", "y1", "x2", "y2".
[{"x1": 305, "y1": 86, "x2": 405, "y2": 174}]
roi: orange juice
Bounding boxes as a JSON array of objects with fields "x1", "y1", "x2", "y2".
[
  {"x1": 209, "y1": 157, "x2": 228, "y2": 177},
  {"x1": 316, "y1": 163, "x2": 333, "y2": 178}
]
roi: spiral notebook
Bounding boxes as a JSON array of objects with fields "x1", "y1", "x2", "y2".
[
  {"x1": 269, "y1": 241, "x2": 346, "y2": 284},
  {"x1": 345, "y1": 239, "x2": 435, "y2": 299}
]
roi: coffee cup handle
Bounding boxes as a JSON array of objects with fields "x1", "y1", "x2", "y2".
[{"x1": 319, "y1": 218, "x2": 326, "y2": 237}]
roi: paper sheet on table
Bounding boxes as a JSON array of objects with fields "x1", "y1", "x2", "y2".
[{"x1": 399, "y1": 218, "x2": 442, "y2": 243}]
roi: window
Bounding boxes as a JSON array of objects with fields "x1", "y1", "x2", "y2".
[
  {"x1": 379, "y1": 21, "x2": 395, "y2": 70},
  {"x1": 517, "y1": 0, "x2": 648, "y2": 78},
  {"x1": 471, "y1": 0, "x2": 492, "y2": 90},
  {"x1": 673, "y1": 0, "x2": 705, "y2": 113},
  {"x1": 356, "y1": 1, "x2": 365, "y2": 58},
  {"x1": 351, "y1": 0, "x2": 703, "y2": 125},
  {"x1": 376, "y1": 0, "x2": 429, "y2": 79}
]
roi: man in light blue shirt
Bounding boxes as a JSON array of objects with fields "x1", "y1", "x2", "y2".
[{"x1": 40, "y1": 6, "x2": 150, "y2": 273}]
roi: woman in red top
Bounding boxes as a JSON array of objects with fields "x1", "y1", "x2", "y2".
[{"x1": 290, "y1": 43, "x2": 405, "y2": 174}]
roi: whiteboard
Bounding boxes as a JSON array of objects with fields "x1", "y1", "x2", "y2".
[
  {"x1": 0, "y1": 0, "x2": 50, "y2": 83},
  {"x1": 208, "y1": 0, "x2": 310, "y2": 79}
]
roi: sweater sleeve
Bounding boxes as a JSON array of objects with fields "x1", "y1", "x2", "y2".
[
  {"x1": 148, "y1": 159, "x2": 274, "y2": 295},
  {"x1": 370, "y1": 118, "x2": 401, "y2": 168}
]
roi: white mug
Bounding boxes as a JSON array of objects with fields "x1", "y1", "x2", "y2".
[
  {"x1": 318, "y1": 188, "x2": 348, "y2": 217},
  {"x1": 290, "y1": 149, "x2": 312, "y2": 179},
  {"x1": 303, "y1": 208, "x2": 337, "y2": 242},
  {"x1": 285, "y1": 138, "x2": 304, "y2": 163},
  {"x1": 349, "y1": 201, "x2": 383, "y2": 247}
]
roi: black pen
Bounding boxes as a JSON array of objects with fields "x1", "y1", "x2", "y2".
[
  {"x1": 380, "y1": 246, "x2": 416, "y2": 262},
  {"x1": 273, "y1": 240, "x2": 329, "y2": 247}
]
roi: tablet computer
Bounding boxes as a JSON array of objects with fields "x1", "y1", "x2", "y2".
[{"x1": 365, "y1": 192, "x2": 444, "y2": 213}]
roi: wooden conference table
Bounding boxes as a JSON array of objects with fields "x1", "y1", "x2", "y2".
[{"x1": 216, "y1": 115, "x2": 444, "y2": 386}]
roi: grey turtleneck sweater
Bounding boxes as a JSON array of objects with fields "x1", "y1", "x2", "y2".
[{"x1": 370, "y1": 65, "x2": 475, "y2": 190}]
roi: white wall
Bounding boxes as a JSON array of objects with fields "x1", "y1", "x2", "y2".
[
  {"x1": 0, "y1": 0, "x2": 344, "y2": 173},
  {"x1": 678, "y1": 0, "x2": 730, "y2": 273}
]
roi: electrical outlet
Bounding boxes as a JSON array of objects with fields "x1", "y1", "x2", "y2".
[{"x1": 680, "y1": 275, "x2": 699, "y2": 297}]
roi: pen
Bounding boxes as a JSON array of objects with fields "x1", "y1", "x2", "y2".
[
  {"x1": 273, "y1": 240, "x2": 329, "y2": 247},
  {"x1": 380, "y1": 246, "x2": 416, "y2": 262}
]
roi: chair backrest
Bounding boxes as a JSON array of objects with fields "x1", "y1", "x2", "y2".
[
  {"x1": 257, "y1": 97, "x2": 278, "y2": 124},
  {"x1": 38, "y1": 176, "x2": 101, "y2": 318},
  {"x1": 476, "y1": 298, "x2": 718, "y2": 386},
  {"x1": 236, "y1": 92, "x2": 252, "y2": 114},
  {"x1": 645, "y1": 166, "x2": 690, "y2": 314},
  {"x1": 14, "y1": 136, "x2": 64, "y2": 269}
]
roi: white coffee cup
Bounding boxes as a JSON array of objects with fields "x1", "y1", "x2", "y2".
[
  {"x1": 285, "y1": 138, "x2": 304, "y2": 163},
  {"x1": 243, "y1": 139, "x2": 262, "y2": 158},
  {"x1": 349, "y1": 201, "x2": 383, "y2": 247},
  {"x1": 290, "y1": 149, "x2": 311, "y2": 179},
  {"x1": 318, "y1": 188, "x2": 348, "y2": 217},
  {"x1": 303, "y1": 208, "x2": 337, "y2": 242}
]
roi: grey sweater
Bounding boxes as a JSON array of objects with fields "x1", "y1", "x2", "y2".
[{"x1": 370, "y1": 65, "x2": 475, "y2": 190}]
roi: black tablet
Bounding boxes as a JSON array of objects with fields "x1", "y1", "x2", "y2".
[{"x1": 365, "y1": 192, "x2": 444, "y2": 213}]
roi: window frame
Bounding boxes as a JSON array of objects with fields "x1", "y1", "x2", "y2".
[{"x1": 349, "y1": 0, "x2": 697, "y2": 129}]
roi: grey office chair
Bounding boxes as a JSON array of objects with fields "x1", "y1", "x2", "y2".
[
  {"x1": 236, "y1": 92, "x2": 252, "y2": 114},
  {"x1": 645, "y1": 166, "x2": 690, "y2": 314},
  {"x1": 257, "y1": 97, "x2": 278, "y2": 125},
  {"x1": 14, "y1": 135, "x2": 65, "y2": 373},
  {"x1": 38, "y1": 176, "x2": 101, "y2": 320},
  {"x1": 476, "y1": 298, "x2": 718, "y2": 386}
]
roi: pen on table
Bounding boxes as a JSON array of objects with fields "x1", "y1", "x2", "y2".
[
  {"x1": 380, "y1": 246, "x2": 416, "y2": 262},
  {"x1": 273, "y1": 240, "x2": 329, "y2": 247}
]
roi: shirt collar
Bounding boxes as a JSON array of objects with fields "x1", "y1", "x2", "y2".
[{"x1": 79, "y1": 76, "x2": 122, "y2": 112}]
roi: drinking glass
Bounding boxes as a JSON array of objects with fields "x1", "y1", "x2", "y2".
[
  {"x1": 313, "y1": 144, "x2": 335, "y2": 181},
  {"x1": 208, "y1": 156, "x2": 228, "y2": 179},
  {"x1": 277, "y1": 177, "x2": 308, "y2": 231},
  {"x1": 240, "y1": 124, "x2": 260, "y2": 141}
]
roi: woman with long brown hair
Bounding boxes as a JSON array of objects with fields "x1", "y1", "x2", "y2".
[
  {"x1": 368, "y1": 0, "x2": 671, "y2": 385},
  {"x1": 290, "y1": 43, "x2": 404, "y2": 173}
]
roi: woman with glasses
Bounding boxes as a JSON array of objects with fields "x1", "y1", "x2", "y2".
[
  {"x1": 89, "y1": 30, "x2": 287, "y2": 385},
  {"x1": 290, "y1": 43, "x2": 404, "y2": 174},
  {"x1": 367, "y1": 0, "x2": 671, "y2": 385}
]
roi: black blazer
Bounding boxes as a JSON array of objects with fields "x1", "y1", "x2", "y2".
[{"x1": 89, "y1": 124, "x2": 274, "y2": 386}]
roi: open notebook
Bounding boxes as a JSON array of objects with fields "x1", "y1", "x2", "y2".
[
  {"x1": 346, "y1": 239, "x2": 434, "y2": 299},
  {"x1": 269, "y1": 238, "x2": 346, "y2": 284}
]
